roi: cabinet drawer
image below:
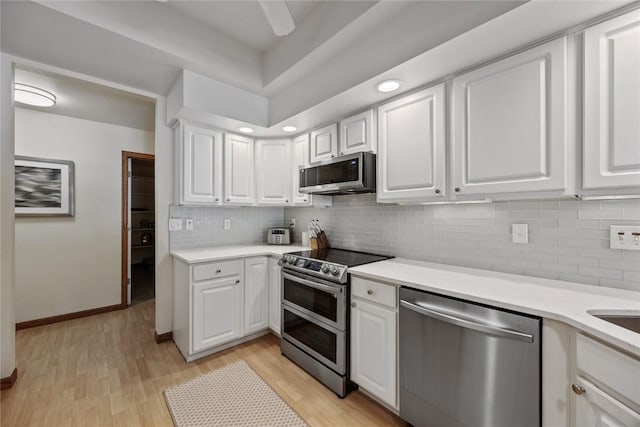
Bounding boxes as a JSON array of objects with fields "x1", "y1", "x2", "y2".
[
  {"x1": 192, "y1": 260, "x2": 243, "y2": 282},
  {"x1": 352, "y1": 277, "x2": 397, "y2": 309},
  {"x1": 576, "y1": 333, "x2": 640, "y2": 406}
]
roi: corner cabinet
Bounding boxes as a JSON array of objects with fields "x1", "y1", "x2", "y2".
[
  {"x1": 224, "y1": 133, "x2": 255, "y2": 205},
  {"x1": 451, "y1": 36, "x2": 575, "y2": 199},
  {"x1": 310, "y1": 123, "x2": 338, "y2": 163},
  {"x1": 255, "y1": 139, "x2": 291, "y2": 205},
  {"x1": 268, "y1": 257, "x2": 282, "y2": 334},
  {"x1": 244, "y1": 257, "x2": 269, "y2": 335},
  {"x1": 582, "y1": 10, "x2": 640, "y2": 196},
  {"x1": 174, "y1": 122, "x2": 223, "y2": 205},
  {"x1": 339, "y1": 109, "x2": 376, "y2": 156},
  {"x1": 377, "y1": 84, "x2": 447, "y2": 203},
  {"x1": 350, "y1": 277, "x2": 398, "y2": 409}
]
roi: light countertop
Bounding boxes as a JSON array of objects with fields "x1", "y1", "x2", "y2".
[
  {"x1": 349, "y1": 258, "x2": 640, "y2": 357},
  {"x1": 170, "y1": 245, "x2": 308, "y2": 264}
]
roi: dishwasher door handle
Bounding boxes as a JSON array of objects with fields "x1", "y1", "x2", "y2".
[{"x1": 400, "y1": 300, "x2": 534, "y2": 343}]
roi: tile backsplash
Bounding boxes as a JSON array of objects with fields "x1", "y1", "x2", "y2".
[
  {"x1": 285, "y1": 195, "x2": 640, "y2": 291},
  {"x1": 169, "y1": 205, "x2": 285, "y2": 250}
]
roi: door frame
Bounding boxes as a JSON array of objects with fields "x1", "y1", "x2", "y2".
[{"x1": 121, "y1": 151, "x2": 155, "y2": 307}]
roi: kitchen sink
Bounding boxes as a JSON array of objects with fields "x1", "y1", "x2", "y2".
[{"x1": 589, "y1": 311, "x2": 640, "y2": 334}]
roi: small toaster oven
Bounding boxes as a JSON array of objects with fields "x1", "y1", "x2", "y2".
[{"x1": 267, "y1": 227, "x2": 291, "y2": 245}]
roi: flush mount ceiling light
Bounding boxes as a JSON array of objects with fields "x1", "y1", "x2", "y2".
[
  {"x1": 282, "y1": 125, "x2": 297, "y2": 132},
  {"x1": 238, "y1": 127, "x2": 254, "y2": 134},
  {"x1": 14, "y1": 83, "x2": 56, "y2": 107},
  {"x1": 376, "y1": 80, "x2": 401, "y2": 93}
]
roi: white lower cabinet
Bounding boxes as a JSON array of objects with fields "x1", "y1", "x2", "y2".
[
  {"x1": 192, "y1": 275, "x2": 244, "y2": 353},
  {"x1": 350, "y1": 277, "x2": 398, "y2": 409},
  {"x1": 244, "y1": 257, "x2": 269, "y2": 335},
  {"x1": 574, "y1": 377, "x2": 640, "y2": 427},
  {"x1": 268, "y1": 257, "x2": 282, "y2": 334}
]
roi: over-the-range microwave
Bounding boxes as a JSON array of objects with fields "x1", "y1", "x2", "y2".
[{"x1": 298, "y1": 152, "x2": 376, "y2": 195}]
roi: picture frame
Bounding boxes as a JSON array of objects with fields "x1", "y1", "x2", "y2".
[{"x1": 15, "y1": 156, "x2": 75, "y2": 217}]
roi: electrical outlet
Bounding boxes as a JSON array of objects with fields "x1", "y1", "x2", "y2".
[
  {"x1": 224, "y1": 218, "x2": 231, "y2": 230},
  {"x1": 169, "y1": 218, "x2": 182, "y2": 231},
  {"x1": 610, "y1": 226, "x2": 640, "y2": 250},
  {"x1": 185, "y1": 218, "x2": 194, "y2": 231},
  {"x1": 291, "y1": 217, "x2": 296, "y2": 227},
  {"x1": 512, "y1": 223, "x2": 528, "y2": 244}
]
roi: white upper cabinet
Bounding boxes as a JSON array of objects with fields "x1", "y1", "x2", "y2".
[
  {"x1": 310, "y1": 123, "x2": 338, "y2": 163},
  {"x1": 224, "y1": 133, "x2": 255, "y2": 205},
  {"x1": 255, "y1": 139, "x2": 291, "y2": 205},
  {"x1": 451, "y1": 37, "x2": 574, "y2": 199},
  {"x1": 291, "y1": 134, "x2": 311, "y2": 205},
  {"x1": 377, "y1": 84, "x2": 447, "y2": 203},
  {"x1": 582, "y1": 10, "x2": 640, "y2": 195},
  {"x1": 176, "y1": 123, "x2": 223, "y2": 205},
  {"x1": 339, "y1": 109, "x2": 377, "y2": 156}
]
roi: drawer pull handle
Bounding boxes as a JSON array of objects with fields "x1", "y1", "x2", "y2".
[
  {"x1": 571, "y1": 384, "x2": 585, "y2": 395},
  {"x1": 216, "y1": 269, "x2": 222, "y2": 273},
  {"x1": 367, "y1": 289, "x2": 374, "y2": 295},
  {"x1": 351, "y1": 302, "x2": 356, "y2": 308}
]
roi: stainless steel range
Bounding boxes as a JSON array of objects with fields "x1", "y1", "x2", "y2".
[{"x1": 279, "y1": 248, "x2": 392, "y2": 397}]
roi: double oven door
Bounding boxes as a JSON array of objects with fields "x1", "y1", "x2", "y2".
[{"x1": 281, "y1": 270, "x2": 347, "y2": 374}]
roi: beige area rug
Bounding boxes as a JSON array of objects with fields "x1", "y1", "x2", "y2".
[{"x1": 164, "y1": 360, "x2": 308, "y2": 427}]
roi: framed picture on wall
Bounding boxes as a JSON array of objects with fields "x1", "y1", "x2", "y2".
[{"x1": 15, "y1": 156, "x2": 75, "y2": 217}]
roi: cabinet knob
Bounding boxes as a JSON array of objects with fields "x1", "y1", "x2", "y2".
[
  {"x1": 331, "y1": 154, "x2": 336, "y2": 158},
  {"x1": 454, "y1": 187, "x2": 461, "y2": 192},
  {"x1": 226, "y1": 198, "x2": 230, "y2": 202},
  {"x1": 235, "y1": 279, "x2": 240, "y2": 284},
  {"x1": 435, "y1": 189, "x2": 441, "y2": 194},
  {"x1": 215, "y1": 198, "x2": 219, "y2": 202},
  {"x1": 285, "y1": 200, "x2": 289, "y2": 203},
  {"x1": 303, "y1": 199, "x2": 308, "y2": 202},
  {"x1": 571, "y1": 384, "x2": 585, "y2": 395},
  {"x1": 351, "y1": 302, "x2": 356, "y2": 308},
  {"x1": 367, "y1": 289, "x2": 373, "y2": 295},
  {"x1": 340, "y1": 152, "x2": 344, "y2": 155},
  {"x1": 216, "y1": 269, "x2": 221, "y2": 273}
]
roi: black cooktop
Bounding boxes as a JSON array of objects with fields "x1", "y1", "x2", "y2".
[{"x1": 286, "y1": 248, "x2": 392, "y2": 267}]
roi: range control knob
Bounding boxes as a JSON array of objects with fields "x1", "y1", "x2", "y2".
[
  {"x1": 289, "y1": 257, "x2": 297, "y2": 264},
  {"x1": 330, "y1": 266, "x2": 340, "y2": 276},
  {"x1": 321, "y1": 264, "x2": 330, "y2": 273}
]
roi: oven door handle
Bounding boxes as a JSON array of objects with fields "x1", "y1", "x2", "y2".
[
  {"x1": 400, "y1": 300, "x2": 534, "y2": 343},
  {"x1": 283, "y1": 272, "x2": 342, "y2": 295}
]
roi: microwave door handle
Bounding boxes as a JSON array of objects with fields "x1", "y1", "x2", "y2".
[
  {"x1": 283, "y1": 273, "x2": 342, "y2": 295},
  {"x1": 400, "y1": 300, "x2": 534, "y2": 343}
]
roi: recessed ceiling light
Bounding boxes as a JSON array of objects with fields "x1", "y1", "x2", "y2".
[
  {"x1": 282, "y1": 125, "x2": 297, "y2": 132},
  {"x1": 14, "y1": 83, "x2": 56, "y2": 107},
  {"x1": 238, "y1": 127, "x2": 254, "y2": 134},
  {"x1": 376, "y1": 80, "x2": 400, "y2": 93}
]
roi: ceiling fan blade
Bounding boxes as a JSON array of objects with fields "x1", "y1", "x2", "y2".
[{"x1": 259, "y1": 1, "x2": 295, "y2": 36}]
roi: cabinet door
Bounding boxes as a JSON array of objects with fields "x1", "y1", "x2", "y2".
[
  {"x1": 192, "y1": 276, "x2": 243, "y2": 352},
  {"x1": 180, "y1": 124, "x2": 223, "y2": 204},
  {"x1": 451, "y1": 37, "x2": 571, "y2": 197},
  {"x1": 339, "y1": 110, "x2": 376, "y2": 156},
  {"x1": 574, "y1": 377, "x2": 640, "y2": 427},
  {"x1": 291, "y1": 134, "x2": 311, "y2": 205},
  {"x1": 583, "y1": 10, "x2": 640, "y2": 193},
  {"x1": 268, "y1": 258, "x2": 282, "y2": 334},
  {"x1": 224, "y1": 133, "x2": 255, "y2": 205},
  {"x1": 255, "y1": 139, "x2": 291, "y2": 205},
  {"x1": 310, "y1": 123, "x2": 338, "y2": 163},
  {"x1": 377, "y1": 84, "x2": 446, "y2": 202},
  {"x1": 351, "y1": 299, "x2": 397, "y2": 408},
  {"x1": 244, "y1": 257, "x2": 269, "y2": 335}
]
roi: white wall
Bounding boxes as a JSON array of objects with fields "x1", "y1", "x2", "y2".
[{"x1": 14, "y1": 108, "x2": 153, "y2": 323}]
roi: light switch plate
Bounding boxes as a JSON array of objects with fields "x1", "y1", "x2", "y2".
[
  {"x1": 224, "y1": 218, "x2": 231, "y2": 230},
  {"x1": 610, "y1": 226, "x2": 640, "y2": 250},
  {"x1": 185, "y1": 218, "x2": 194, "y2": 230},
  {"x1": 169, "y1": 218, "x2": 182, "y2": 231},
  {"x1": 512, "y1": 223, "x2": 528, "y2": 244}
]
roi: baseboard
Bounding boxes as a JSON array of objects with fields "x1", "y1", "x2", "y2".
[
  {"x1": 1, "y1": 368, "x2": 18, "y2": 390},
  {"x1": 155, "y1": 330, "x2": 173, "y2": 343},
  {"x1": 16, "y1": 304, "x2": 123, "y2": 330}
]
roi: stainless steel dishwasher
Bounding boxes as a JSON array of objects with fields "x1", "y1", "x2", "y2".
[{"x1": 399, "y1": 287, "x2": 541, "y2": 427}]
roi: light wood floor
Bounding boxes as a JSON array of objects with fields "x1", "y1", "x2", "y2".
[{"x1": 1, "y1": 300, "x2": 405, "y2": 426}]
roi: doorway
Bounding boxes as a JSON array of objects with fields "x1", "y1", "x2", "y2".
[{"x1": 122, "y1": 151, "x2": 155, "y2": 306}]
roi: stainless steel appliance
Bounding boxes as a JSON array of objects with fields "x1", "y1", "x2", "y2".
[
  {"x1": 267, "y1": 227, "x2": 291, "y2": 245},
  {"x1": 399, "y1": 287, "x2": 541, "y2": 427},
  {"x1": 279, "y1": 249, "x2": 392, "y2": 397},
  {"x1": 298, "y1": 152, "x2": 376, "y2": 195}
]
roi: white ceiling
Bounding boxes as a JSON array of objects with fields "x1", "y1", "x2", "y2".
[
  {"x1": 1, "y1": 0, "x2": 634, "y2": 136},
  {"x1": 165, "y1": 1, "x2": 321, "y2": 52},
  {"x1": 14, "y1": 67, "x2": 156, "y2": 131}
]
